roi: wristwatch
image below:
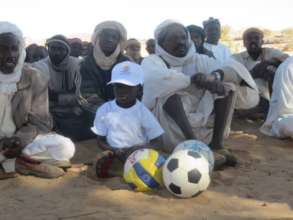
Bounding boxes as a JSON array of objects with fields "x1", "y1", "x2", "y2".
[{"x1": 211, "y1": 71, "x2": 222, "y2": 81}]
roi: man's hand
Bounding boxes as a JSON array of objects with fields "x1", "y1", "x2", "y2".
[
  {"x1": 250, "y1": 61, "x2": 278, "y2": 81},
  {"x1": 1, "y1": 137, "x2": 23, "y2": 159},
  {"x1": 191, "y1": 73, "x2": 229, "y2": 96},
  {"x1": 87, "y1": 95, "x2": 103, "y2": 105}
]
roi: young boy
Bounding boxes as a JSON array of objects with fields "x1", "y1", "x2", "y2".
[{"x1": 91, "y1": 61, "x2": 164, "y2": 177}]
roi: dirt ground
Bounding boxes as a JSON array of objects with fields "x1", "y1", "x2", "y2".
[{"x1": 1, "y1": 120, "x2": 293, "y2": 220}]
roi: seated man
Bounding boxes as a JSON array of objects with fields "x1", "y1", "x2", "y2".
[
  {"x1": 33, "y1": 35, "x2": 86, "y2": 141},
  {"x1": 232, "y1": 28, "x2": 289, "y2": 117},
  {"x1": 79, "y1": 21, "x2": 129, "y2": 140},
  {"x1": 141, "y1": 20, "x2": 258, "y2": 168},
  {"x1": 261, "y1": 56, "x2": 293, "y2": 139},
  {"x1": 0, "y1": 22, "x2": 75, "y2": 179},
  {"x1": 92, "y1": 61, "x2": 163, "y2": 177},
  {"x1": 125, "y1": 38, "x2": 143, "y2": 64},
  {"x1": 186, "y1": 25, "x2": 214, "y2": 58},
  {"x1": 203, "y1": 17, "x2": 231, "y2": 63}
]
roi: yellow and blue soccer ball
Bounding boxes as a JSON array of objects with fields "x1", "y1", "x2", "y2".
[{"x1": 123, "y1": 148, "x2": 166, "y2": 192}]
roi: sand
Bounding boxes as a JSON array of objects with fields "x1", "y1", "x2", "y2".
[{"x1": 1, "y1": 120, "x2": 293, "y2": 220}]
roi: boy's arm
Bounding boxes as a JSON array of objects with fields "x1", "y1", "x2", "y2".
[
  {"x1": 149, "y1": 136, "x2": 163, "y2": 150},
  {"x1": 96, "y1": 135, "x2": 113, "y2": 153}
]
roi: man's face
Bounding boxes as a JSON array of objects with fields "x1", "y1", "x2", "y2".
[
  {"x1": 48, "y1": 42, "x2": 68, "y2": 65},
  {"x1": 190, "y1": 32, "x2": 203, "y2": 49},
  {"x1": 70, "y1": 42, "x2": 82, "y2": 57},
  {"x1": 113, "y1": 83, "x2": 138, "y2": 107},
  {"x1": 99, "y1": 29, "x2": 121, "y2": 56},
  {"x1": 161, "y1": 24, "x2": 188, "y2": 57},
  {"x1": 244, "y1": 32, "x2": 263, "y2": 54},
  {"x1": 205, "y1": 23, "x2": 221, "y2": 44},
  {"x1": 146, "y1": 40, "x2": 155, "y2": 54},
  {"x1": 126, "y1": 41, "x2": 141, "y2": 59},
  {"x1": 0, "y1": 33, "x2": 20, "y2": 74},
  {"x1": 32, "y1": 47, "x2": 48, "y2": 62}
]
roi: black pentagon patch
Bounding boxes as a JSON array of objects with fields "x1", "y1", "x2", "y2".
[
  {"x1": 167, "y1": 158, "x2": 178, "y2": 172},
  {"x1": 188, "y1": 168, "x2": 202, "y2": 184},
  {"x1": 169, "y1": 183, "x2": 181, "y2": 194},
  {"x1": 188, "y1": 150, "x2": 201, "y2": 159}
]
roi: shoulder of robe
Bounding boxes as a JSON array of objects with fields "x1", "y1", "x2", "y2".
[{"x1": 22, "y1": 63, "x2": 50, "y2": 87}]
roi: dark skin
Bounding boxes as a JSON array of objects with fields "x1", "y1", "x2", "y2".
[
  {"x1": 244, "y1": 32, "x2": 286, "y2": 82},
  {"x1": 70, "y1": 42, "x2": 82, "y2": 57},
  {"x1": 146, "y1": 39, "x2": 155, "y2": 55},
  {"x1": 1, "y1": 137, "x2": 23, "y2": 159},
  {"x1": 99, "y1": 29, "x2": 121, "y2": 56},
  {"x1": 205, "y1": 23, "x2": 221, "y2": 45},
  {"x1": 160, "y1": 24, "x2": 189, "y2": 57},
  {"x1": 96, "y1": 83, "x2": 161, "y2": 160},
  {"x1": 0, "y1": 33, "x2": 20, "y2": 74},
  {"x1": 0, "y1": 33, "x2": 24, "y2": 158},
  {"x1": 190, "y1": 32, "x2": 204, "y2": 50},
  {"x1": 126, "y1": 39, "x2": 141, "y2": 62},
  {"x1": 244, "y1": 32, "x2": 263, "y2": 61},
  {"x1": 48, "y1": 42, "x2": 68, "y2": 65},
  {"x1": 160, "y1": 24, "x2": 230, "y2": 147}
]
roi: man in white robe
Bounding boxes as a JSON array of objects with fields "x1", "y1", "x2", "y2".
[
  {"x1": 232, "y1": 28, "x2": 288, "y2": 117},
  {"x1": 261, "y1": 56, "x2": 293, "y2": 139},
  {"x1": 0, "y1": 22, "x2": 75, "y2": 179},
  {"x1": 141, "y1": 20, "x2": 258, "y2": 168},
  {"x1": 203, "y1": 17, "x2": 231, "y2": 64}
]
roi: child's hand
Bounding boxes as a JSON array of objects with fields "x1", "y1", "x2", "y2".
[
  {"x1": 112, "y1": 148, "x2": 129, "y2": 161},
  {"x1": 95, "y1": 150, "x2": 114, "y2": 161}
]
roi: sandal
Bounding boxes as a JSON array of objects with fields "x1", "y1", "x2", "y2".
[
  {"x1": 0, "y1": 165, "x2": 17, "y2": 180},
  {"x1": 213, "y1": 152, "x2": 227, "y2": 170},
  {"x1": 215, "y1": 149, "x2": 238, "y2": 167}
]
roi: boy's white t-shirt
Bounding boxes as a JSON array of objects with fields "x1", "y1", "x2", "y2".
[{"x1": 91, "y1": 100, "x2": 164, "y2": 149}]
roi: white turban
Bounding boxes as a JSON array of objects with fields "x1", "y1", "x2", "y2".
[
  {"x1": 91, "y1": 21, "x2": 127, "y2": 45},
  {"x1": 91, "y1": 20, "x2": 127, "y2": 70},
  {"x1": 154, "y1": 20, "x2": 196, "y2": 68}
]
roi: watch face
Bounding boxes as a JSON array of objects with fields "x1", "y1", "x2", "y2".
[{"x1": 212, "y1": 71, "x2": 221, "y2": 80}]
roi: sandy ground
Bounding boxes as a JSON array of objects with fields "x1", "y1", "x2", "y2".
[{"x1": 1, "y1": 120, "x2": 293, "y2": 220}]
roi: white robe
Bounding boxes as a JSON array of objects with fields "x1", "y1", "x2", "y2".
[
  {"x1": 142, "y1": 54, "x2": 258, "y2": 151},
  {"x1": 144, "y1": 20, "x2": 259, "y2": 152},
  {"x1": 204, "y1": 42, "x2": 231, "y2": 64},
  {"x1": 261, "y1": 56, "x2": 293, "y2": 139}
]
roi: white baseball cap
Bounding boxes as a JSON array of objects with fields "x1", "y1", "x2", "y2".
[{"x1": 108, "y1": 61, "x2": 144, "y2": 86}]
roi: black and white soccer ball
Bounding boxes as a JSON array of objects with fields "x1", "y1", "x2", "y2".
[{"x1": 163, "y1": 149, "x2": 211, "y2": 198}]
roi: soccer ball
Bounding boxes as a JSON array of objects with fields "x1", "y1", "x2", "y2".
[
  {"x1": 124, "y1": 148, "x2": 166, "y2": 192},
  {"x1": 174, "y1": 139, "x2": 214, "y2": 172},
  {"x1": 163, "y1": 149, "x2": 210, "y2": 198}
]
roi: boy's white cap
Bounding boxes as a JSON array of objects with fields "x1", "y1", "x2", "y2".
[{"x1": 108, "y1": 61, "x2": 144, "y2": 86}]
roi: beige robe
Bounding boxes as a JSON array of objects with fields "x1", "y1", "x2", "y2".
[
  {"x1": 232, "y1": 48, "x2": 288, "y2": 100},
  {"x1": 0, "y1": 65, "x2": 75, "y2": 172}
]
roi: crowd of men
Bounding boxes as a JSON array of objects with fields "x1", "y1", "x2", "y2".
[{"x1": 0, "y1": 17, "x2": 292, "y2": 180}]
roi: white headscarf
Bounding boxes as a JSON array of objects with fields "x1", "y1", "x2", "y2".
[
  {"x1": 91, "y1": 21, "x2": 127, "y2": 70},
  {"x1": 0, "y1": 22, "x2": 26, "y2": 138},
  {"x1": 154, "y1": 20, "x2": 196, "y2": 70}
]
